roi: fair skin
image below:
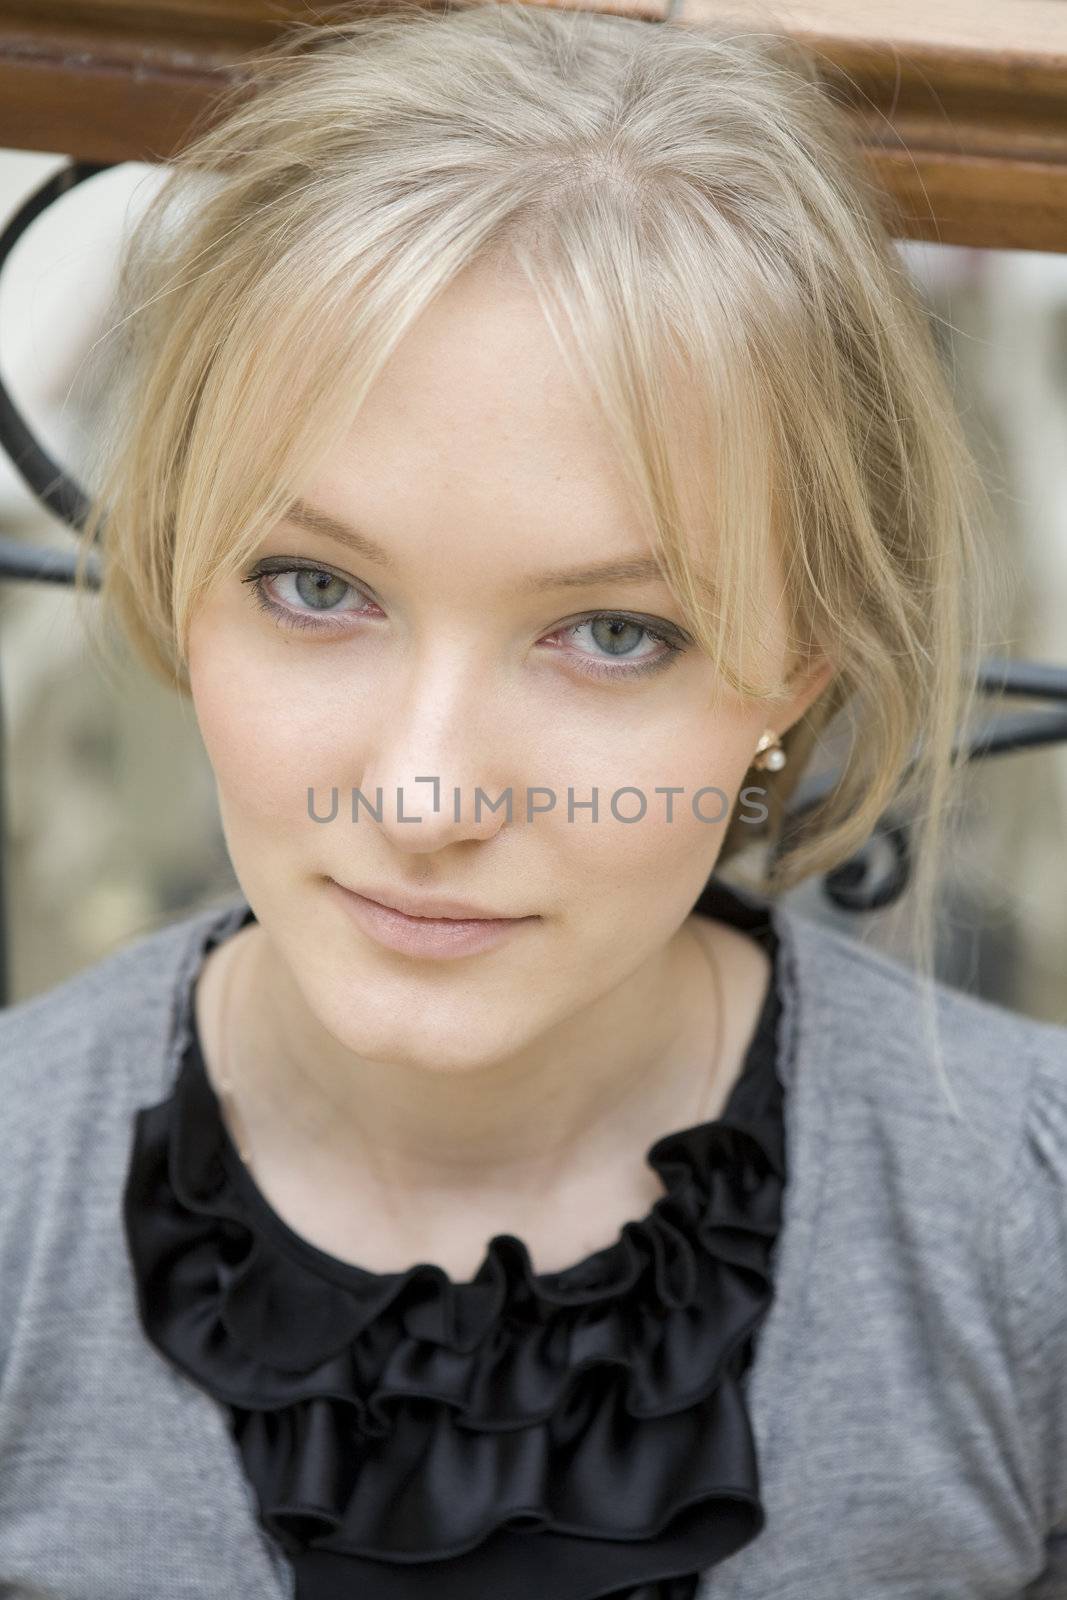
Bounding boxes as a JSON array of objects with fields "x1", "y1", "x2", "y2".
[{"x1": 186, "y1": 258, "x2": 833, "y2": 1280}]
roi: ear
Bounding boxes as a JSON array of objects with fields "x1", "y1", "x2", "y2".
[{"x1": 778, "y1": 652, "x2": 836, "y2": 736}]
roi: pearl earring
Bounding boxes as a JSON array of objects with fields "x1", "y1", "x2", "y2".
[{"x1": 751, "y1": 729, "x2": 787, "y2": 772}]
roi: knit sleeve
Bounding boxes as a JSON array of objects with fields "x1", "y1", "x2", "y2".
[{"x1": 997, "y1": 1040, "x2": 1067, "y2": 1578}]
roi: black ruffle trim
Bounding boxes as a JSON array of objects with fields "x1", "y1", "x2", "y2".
[{"x1": 122, "y1": 897, "x2": 786, "y2": 1600}]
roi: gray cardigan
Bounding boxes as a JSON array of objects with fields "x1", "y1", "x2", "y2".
[{"x1": 1, "y1": 888, "x2": 1066, "y2": 1600}]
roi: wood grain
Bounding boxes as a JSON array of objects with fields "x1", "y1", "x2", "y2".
[{"x1": 0, "y1": 0, "x2": 1063, "y2": 250}]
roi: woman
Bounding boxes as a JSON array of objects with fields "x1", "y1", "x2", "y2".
[{"x1": 1, "y1": 2, "x2": 1065, "y2": 1597}]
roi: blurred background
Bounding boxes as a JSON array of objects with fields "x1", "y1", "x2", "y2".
[{"x1": 0, "y1": 148, "x2": 1064, "y2": 1021}]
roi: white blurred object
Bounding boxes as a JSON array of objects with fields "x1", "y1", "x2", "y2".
[{"x1": 0, "y1": 154, "x2": 165, "y2": 517}]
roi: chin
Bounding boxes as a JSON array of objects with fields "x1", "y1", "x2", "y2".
[{"x1": 317, "y1": 997, "x2": 523, "y2": 1075}]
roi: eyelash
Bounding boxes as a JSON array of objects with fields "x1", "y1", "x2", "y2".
[{"x1": 239, "y1": 562, "x2": 687, "y2": 682}]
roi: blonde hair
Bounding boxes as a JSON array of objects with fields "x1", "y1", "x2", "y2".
[{"x1": 75, "y1": 0, "x2": 1008, "y2": 1119}]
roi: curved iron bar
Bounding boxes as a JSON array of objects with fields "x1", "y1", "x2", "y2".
[
  {"x1": 1, "y1": 160, "x2": 1066, "y2": 1002},
  {"x1": 0, "y1": 535, "x2": 101, "y2": 587},
  {"x1": 782, "y1": 690, "x2": 1067, "y2": 910},
  {"x1": 0, "y1": 160, "x2": 109, "y2": 531}
]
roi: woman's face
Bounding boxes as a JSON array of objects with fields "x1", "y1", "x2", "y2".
[{"x1": 187, "y1": 260, "x2": 830, "y2": 1075}]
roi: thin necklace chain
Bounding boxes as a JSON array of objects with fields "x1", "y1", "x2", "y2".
[
  {"x1": 214, "y1": 930, "x2": 253, "y2": 1165},
  {"x1": 690, "y1": 922, "x2": 727, "y2": 1126},
  {"x1": 212, "y1": 918, "x2": 727, "y2": 1178}
]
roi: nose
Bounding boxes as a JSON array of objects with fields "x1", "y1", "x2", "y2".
[{"x1": 359, "y1": 649, "x2": 515, "y2": 853}]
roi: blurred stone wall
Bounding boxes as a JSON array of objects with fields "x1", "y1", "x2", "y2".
[{"x1": 0, "y1": 151, "x2": 1063, "y2": 1021}]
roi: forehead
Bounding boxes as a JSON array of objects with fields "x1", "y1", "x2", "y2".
[
  {"x1": 333, "y1": 265, "x2": 638, "y2": 497},
  {"x1": 296, "y1": 262, "x2": 678, "y2": 579}
]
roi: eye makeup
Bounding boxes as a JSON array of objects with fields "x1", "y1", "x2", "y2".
[{"x1": 239, "y1": 556, "x2": 691, "y2": 681}]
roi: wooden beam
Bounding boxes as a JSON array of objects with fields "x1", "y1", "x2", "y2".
[
  {"x1": 729, "y1": 0, "x2": 1067, "y2": 252},
  {"x1": 0, "y1": 0, "x2": 1063, "y2": 251}
]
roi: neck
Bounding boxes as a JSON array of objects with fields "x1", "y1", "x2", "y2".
[{"x1": 198, "y1": 917, "x2": 729, "y2": 1208}]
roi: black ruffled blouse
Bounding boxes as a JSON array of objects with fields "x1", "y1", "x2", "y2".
[{"x1": 122, "y1": 876, "x2": 786, "y2": 1600}]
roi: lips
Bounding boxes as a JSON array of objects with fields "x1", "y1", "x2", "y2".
[
  {"x1": 332, "y1": 879, "x2": 526, "y2": 922},
  {"x1": 326, "y1": 878, "x2": 538, "y2": 961}
]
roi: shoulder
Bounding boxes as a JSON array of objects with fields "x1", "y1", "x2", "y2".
[
  {"x1": 0, "y1": 895, "x2": 247, "y2": 1379},
  {"x1": 773, "y1": 896, "x2": 1067, "y2": 1154},
  {"x1": 772, "y1": 896, "x2": 1066, "y2": 1303},
  {"x1": 774, "y1": 897, "x2": 1067, "y2": 1536},
  {"x1": 0, "y1": 895, "x2": 246, "y2": 1140}
]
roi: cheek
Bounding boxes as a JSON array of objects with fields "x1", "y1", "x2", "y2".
[
  {"x1": 583, "y1": 721, "x2": 755, "y2": 842},
  {"x1": 188, "y1": 630, "x2": 346, "y2": 833},
  {"x1": 554, "y1": 719, "x2": 757, "y2": 900}
]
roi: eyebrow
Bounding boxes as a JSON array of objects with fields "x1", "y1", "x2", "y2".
[{"x1": 281, "y1": 498, "x2": 670, "y2": 593}]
